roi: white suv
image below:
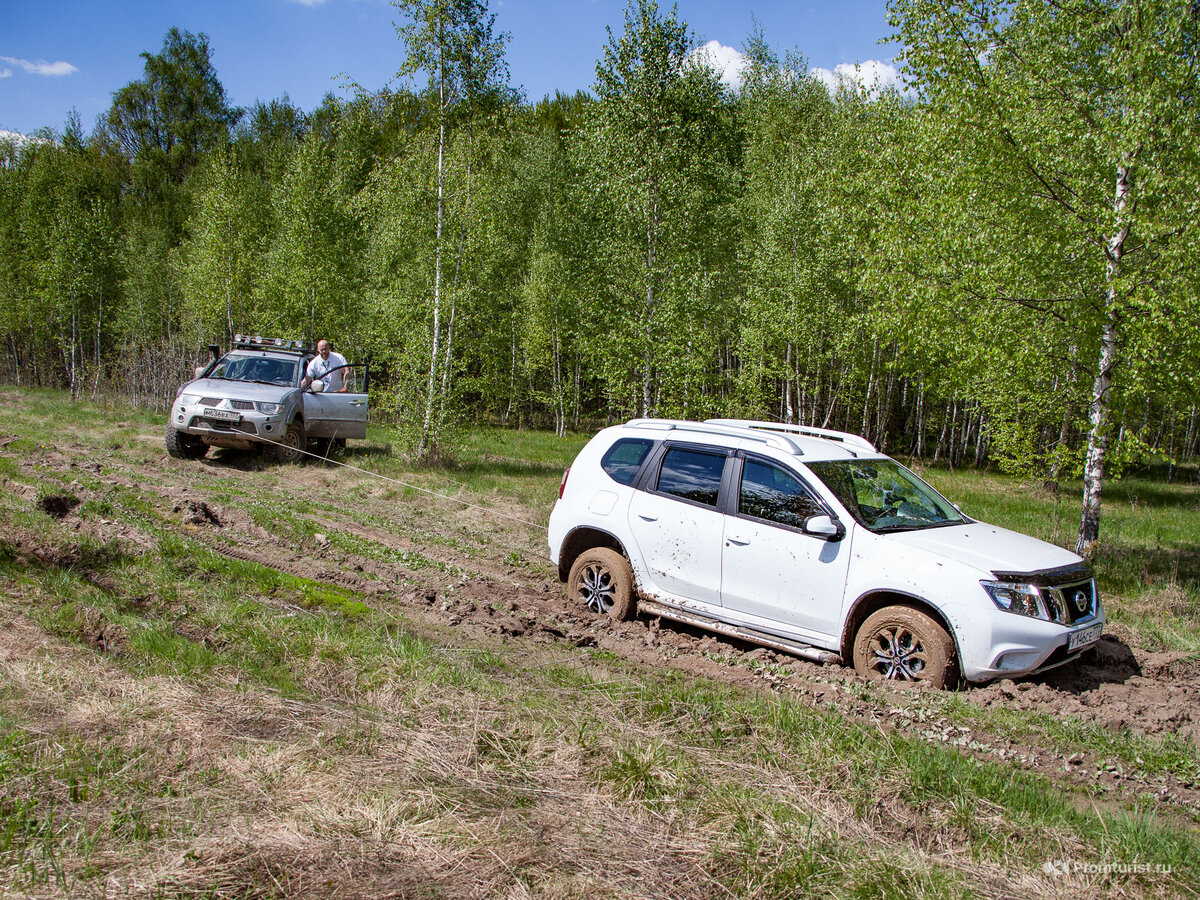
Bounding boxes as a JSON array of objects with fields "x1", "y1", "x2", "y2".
[{"x1": 548, "y1": 419, "x2": 1104, "y2": 687}]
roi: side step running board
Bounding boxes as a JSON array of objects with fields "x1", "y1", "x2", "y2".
[{"x1": 638, "y1": 600, "x2": 843, "y2": 665}]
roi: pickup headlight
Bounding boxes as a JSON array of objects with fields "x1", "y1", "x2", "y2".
[
  {"x1": 981, "y1": 580, "x2": 1049, "y2": 620},
  {"x1": 178, "y1": 393, "x2": 198, "y2": 407},
  {"x1": 256, "y1": 402, "x2": 281, "y2": 414}
]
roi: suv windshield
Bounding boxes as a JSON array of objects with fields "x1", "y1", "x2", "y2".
[
  {"x1": 805, "y1": 459, "x2": 966, "y2": 533},
  {"x1": 208, "y1": 353, "x2": 298, "y2": 387}
]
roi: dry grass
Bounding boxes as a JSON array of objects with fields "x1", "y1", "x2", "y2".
[{"x1": 2, "y1": 389, "x2": 1198, "y2": 898}]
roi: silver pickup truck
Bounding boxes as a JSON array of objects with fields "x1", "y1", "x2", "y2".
[{"x1": 165, "y1": 335, "x2": 368, "y2": 463}]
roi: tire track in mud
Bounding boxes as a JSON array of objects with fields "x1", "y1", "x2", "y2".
[{"x1": 11, "y1": 438, "x2": 1200, "y2": 820}]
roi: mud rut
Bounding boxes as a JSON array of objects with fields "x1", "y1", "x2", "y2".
[{"x1": 16, "y1": 439, "x2": 1200, "y2": 820}]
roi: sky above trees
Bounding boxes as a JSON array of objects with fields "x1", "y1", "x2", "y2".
[{"x1": 1, "y1": 0, "x2": 897, "y2": 136}]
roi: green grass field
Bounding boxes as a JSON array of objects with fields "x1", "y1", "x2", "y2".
[{"x1": 0, "y1": 387, "x2": 1197, "y2": 898}]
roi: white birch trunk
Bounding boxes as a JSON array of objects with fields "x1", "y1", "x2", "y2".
[
  {"x1": 1077, "y1": 164, "x2": 1130, "y2": 557},
  {"x1": 419, "y1": 59, "x2": 446, "y2": 461}
]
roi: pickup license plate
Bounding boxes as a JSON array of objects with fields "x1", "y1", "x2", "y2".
[
  {"x1": 1068, "y1": 623, "x2": 1102, "y2": 652},
  {"x1": 203, "y1": 407, "x2": 241, "y2": 423}
]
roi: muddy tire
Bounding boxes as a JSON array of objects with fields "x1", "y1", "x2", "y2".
[
  {"x1": 165, "y1": 425, "x2": 207, "y2": 460},
  {"x1": 852, "y1": 606, "x2": 957, "y2": 688},
  {"x1": 264, "y1": 422, "x2": 305, "y2": 464},
  {"x1": 567, "y1": 548, "x2": 637, "y2": 620}
]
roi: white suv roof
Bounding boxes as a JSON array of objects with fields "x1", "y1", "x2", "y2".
[{"x1": 621, "y1": 418, "x2": 877, "y2": 461}]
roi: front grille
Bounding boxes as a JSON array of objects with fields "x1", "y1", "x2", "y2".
[
  {"x1": 1043, "y1": 580, "x2": 1096, "y2": 625},
  {"x1": 199, "y1": 397, "x2": 222, "y2": 407},
  {"x1": 230, "y1": 400, "x2": 255, "y2": 410}
]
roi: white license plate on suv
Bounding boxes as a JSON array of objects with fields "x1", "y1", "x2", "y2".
[
  {"x1": 1068, "y1": 623, "x2": 1102, "y2": 652},
  {"x1": 203, "y1": 407, "x2": 241, "y2": 422}
]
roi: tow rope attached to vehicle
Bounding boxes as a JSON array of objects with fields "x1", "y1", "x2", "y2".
[{"x1": 282, "y1": 440, "x2": 550, "y2": 533}]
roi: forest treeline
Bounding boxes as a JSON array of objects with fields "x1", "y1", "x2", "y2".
[{"x1": 2, "y1": 0, "x2": 1198, "y2": 554}]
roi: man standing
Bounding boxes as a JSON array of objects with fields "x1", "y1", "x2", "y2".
[{"x1": 303, "y1": 340, "x2": 348, "y2": 391}]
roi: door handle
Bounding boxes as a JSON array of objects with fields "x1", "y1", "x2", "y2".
[
  {"x1": 726, "y1": 536, "x2": 750, "y2": 546},
  {"x1": 637, "y1": 514, "x2": 658, "y2": 522}
]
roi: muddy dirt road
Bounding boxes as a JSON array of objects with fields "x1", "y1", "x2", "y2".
[{"x1": 14, "y1": 428, "x2": 1200, "y2": 821}]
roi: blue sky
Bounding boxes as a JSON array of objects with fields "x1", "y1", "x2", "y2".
[{"x1": 1, "y1": 0, "x2": 896, "y2": 136}]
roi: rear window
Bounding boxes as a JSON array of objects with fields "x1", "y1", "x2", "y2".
[
  {"x1": 655, "y1": 447, "x2": 726, "y2": 508},
  {"x1": 600, "y1": 438, "x2": 653, "y2": 485}
]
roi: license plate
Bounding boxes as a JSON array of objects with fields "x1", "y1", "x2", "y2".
[
  {"x1": 1068, "y1": 623, "x2": 1102, "y2": 652},
  {"x1": 203, "y1": 407, "x2": 241, "y2": 422}
]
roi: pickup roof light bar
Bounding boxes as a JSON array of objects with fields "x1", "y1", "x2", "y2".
[
  {"x1": 705, "y1": 419, "x2": 877, "y2": 454},
  {"x1": 232, "y1": 334, "x2": 311, "y2": 353}
]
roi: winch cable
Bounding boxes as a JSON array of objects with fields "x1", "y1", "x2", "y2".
[{"x1": 280, "y1": 438, "x2": 551, "y2": 534}]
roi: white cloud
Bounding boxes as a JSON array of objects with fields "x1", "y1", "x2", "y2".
[
  {"x1": 686, "y1": 40, "x2": 748, "y2": 91},
  {"x1": 0, "y1": 69, "x2": 10, "y2": 79},
  {"x1": 287, "y1": 0, "x2": 330, "y2": 6},
  {"x1": 0, "y1": 129, "x2": 45, "y2": 149},
  {"x1": 0, "y1": 56, "x2": 78, "y2": 77},
  {"x1": 810, "y1": 60, "x2": 904, "y2": 98},
  {"x1": 685, "y1": 43, "x2": 905, "y2": 101}
]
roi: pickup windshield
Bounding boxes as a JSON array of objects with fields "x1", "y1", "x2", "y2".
[
  {"x1": 208, "y1": 353, "x2": 298, "y2": 387},
  {"x1": 805, "y1": 459, "x2": 966, "y2": 533}
]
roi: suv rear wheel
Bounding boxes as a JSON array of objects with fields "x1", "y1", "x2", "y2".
[
  {"x1": 567, "y1": 548, "x2": 637, "y2": 620},
  {"x1": 852, "y1": 606, "x2": 957, "y2": 688}
]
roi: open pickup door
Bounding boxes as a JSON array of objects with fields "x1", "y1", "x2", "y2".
[{"x1": 302, "y1": 362, "x2": 369, "y2": 439}]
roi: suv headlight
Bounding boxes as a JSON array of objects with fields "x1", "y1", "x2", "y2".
[
  {"x1": 981, "y1": 580, "x2": 1049, "y2": 620},
  {"x1": 178, "y1": 393, "x2": 198, "y2": 407},
  {"x1": 256, "y1": 401, "x2": 281, "y2": 414}
]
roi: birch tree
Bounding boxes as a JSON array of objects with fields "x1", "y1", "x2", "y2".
[
  {"x1": 391, "y1": 0, "x2": 511, "y2": 461},
  {"x1": 890, "y1": 0, "x2": 1200, "y2": 556}
]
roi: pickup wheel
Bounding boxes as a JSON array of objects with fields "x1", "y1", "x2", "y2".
[
  {"x1": 852, "y1": 607, "x2": 957, "y2": 688},
  {"x1": 264, "y1": 422, "x2": 305, "y2": 464},
  {"x1": 567, "y1": 548, "x2": 637, "y2": 620},
  {"x1": 165, "y1": 425, "x2": 207, "y2": 460}
]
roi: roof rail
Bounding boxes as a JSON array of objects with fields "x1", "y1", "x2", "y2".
[
  {"x1": 625, "y1": 418, "x2": 805, "y2": 455},
  {"x1": 704, "y1": 419, "x2": 877, "y2": 454}
]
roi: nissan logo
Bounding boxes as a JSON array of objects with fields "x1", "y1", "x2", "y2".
[{"x1": 1072, "y1": 590, "x2": 1088, "y2": 613}]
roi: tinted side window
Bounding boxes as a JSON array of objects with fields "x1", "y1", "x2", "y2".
[
  {"x1": 739, "y1": 459, "x2": 822, "y2": 528},
  {"x1": 656, "y1": 447, "x2": 725, "y2": 507},
  {"x1": 600, "y1": 438, "x2": 654, "y2": 485}
]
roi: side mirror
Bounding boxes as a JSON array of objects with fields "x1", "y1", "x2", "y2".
[
  {"x1": 805, "y1": 515, "x2": 842, "y2": 540},
  {"x1": 310, "y1": 379, "x2": 326, "y2": 393}
]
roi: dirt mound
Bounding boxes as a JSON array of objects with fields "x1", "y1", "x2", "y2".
[
  {"x1": 175, "y1": 498, "x2": 222, "y2": 526},
  {"x1": 37, "y1": 493, "x2": 81, "y2": 519}
]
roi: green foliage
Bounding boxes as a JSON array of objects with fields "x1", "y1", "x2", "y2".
[
  {"x1": 1, "y1": 1, "x2": 1199, "y2": 556},
  {"x1": 99, "y1": 26, "x2": 241, "y2": 212},
  {"x1": 886, "y1": 0, "x2": 1200, "y2": 549},
  {"x1": 180, "y1": 146, "x2": 269, "y2": 341},
  {"x1": 577, "y1": 0, "x2": 741, "y2": 416}
]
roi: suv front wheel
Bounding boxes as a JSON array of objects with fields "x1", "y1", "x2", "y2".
[
  {"x1": 165, "y1": 425, "x2": 207, "y2": 460},
  {"x1": 265, "y1": 422, "x2": 306, "y2": 464},
  {"x1": 567, "y1": 548, "x2": 637, "y2": 620},
  {"x1": 852, "y1": 606, "x2": 958, "y2": 688}
]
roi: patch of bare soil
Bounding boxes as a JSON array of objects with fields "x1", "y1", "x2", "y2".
[
  {"x1": 37, "y1": 493, "x2": 81, "y2": 519},
  {"x1": 17, "y1": 437, "x2": 1200, "y2": 819}
]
